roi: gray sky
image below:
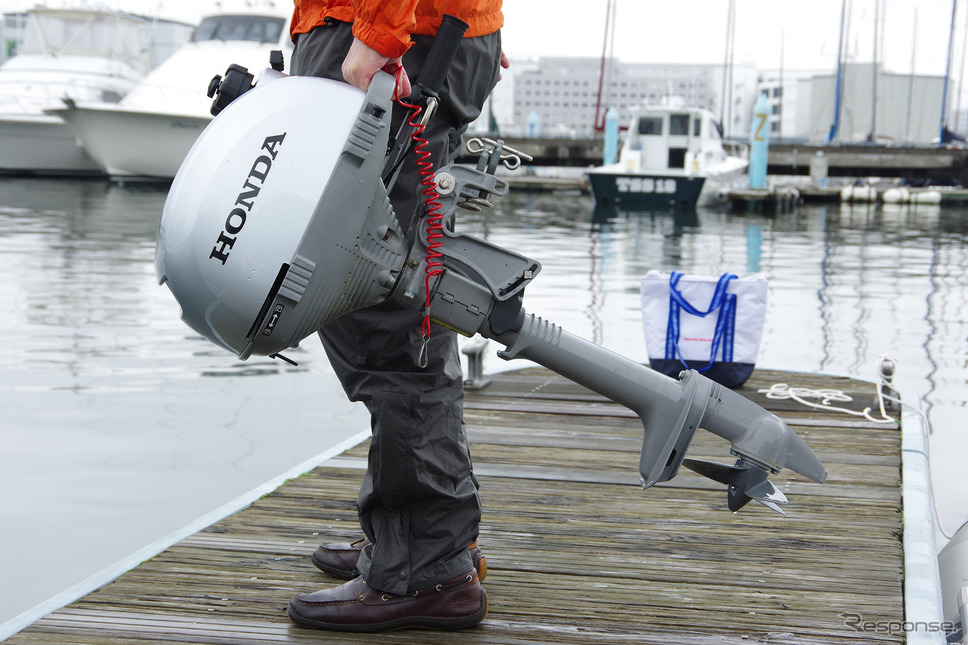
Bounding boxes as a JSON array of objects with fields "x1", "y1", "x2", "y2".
[
  {"x1": 501, "y1": 0, "x2": 959, "y2": 77},
  {"x1": 11, "y1": 0, "x2": 962, "y2": 81}
]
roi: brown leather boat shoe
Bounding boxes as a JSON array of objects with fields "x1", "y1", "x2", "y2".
[
  {"x1": 287, "y1": 570, "x2": 487, "y2": 632},
  {"x1": 311, "y1": 537, "x2": 487, "y2": 581}
]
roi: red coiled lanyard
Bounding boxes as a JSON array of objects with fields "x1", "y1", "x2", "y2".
[{"x1": 389, "y1": 64, "x2": 444, "y2": 366}]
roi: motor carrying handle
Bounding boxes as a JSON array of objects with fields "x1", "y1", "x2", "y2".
[
  {"x1": 412, "y1": 15, "x2": 469, "y2": 99},
  {"x1": 381, "y1": 15, "x2": 469, "y2": 190}
]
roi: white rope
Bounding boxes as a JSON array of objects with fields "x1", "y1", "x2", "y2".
[
  {"x1": 758, "y1": 354, "x2": 930, "y2": 427},
  {"x1": 760, "y1": 356, "x2": 952, "y2": 538},
  {"x1": 758, "y1": 382, "x2": 897, "y2": 424}
]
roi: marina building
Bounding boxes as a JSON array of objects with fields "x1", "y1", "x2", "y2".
[
  {"x1": 505, "y1": 57, "x2": 758, "y2": 139},
  {"x1": 499, "y1": 58, "x2": 955, "y2": 146},
  {"x1": 796, "y1": 62, "x2": 948, "y2": 144},
  {"x1": 754, "y1": 69, "x2": 824, "y2": 140}
]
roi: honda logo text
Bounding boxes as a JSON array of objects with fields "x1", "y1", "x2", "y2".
[{"x1": 209, "y1": 133, "x2": 286, "y2": 264}]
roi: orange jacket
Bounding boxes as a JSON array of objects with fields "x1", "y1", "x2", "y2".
[{"x1": 290, "y1": 0, "x2": 503, "y2": 60}]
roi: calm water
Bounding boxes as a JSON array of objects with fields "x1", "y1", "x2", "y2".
[{"x1": 2, "y1": 177, "x2": 967, "y2": 627}]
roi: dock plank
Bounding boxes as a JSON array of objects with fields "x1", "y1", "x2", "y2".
[{"x1": 9, "y1": 368, "x2": 904, "y2": 644}]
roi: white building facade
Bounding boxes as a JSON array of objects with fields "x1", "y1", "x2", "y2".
[
  {"x1": 796, "y1": 62, "x2": 947, "y2": 144},
  {"x1": 507, "y1": 57, "x2": 759, "y2": 139}
]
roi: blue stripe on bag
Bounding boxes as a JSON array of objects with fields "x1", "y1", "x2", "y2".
[
  {"x1": 721, "y1": 293, "x2": 736, "y2": 362},
  {"x1": 665, "y1": 272, "x2": 737, "y2": 373}
]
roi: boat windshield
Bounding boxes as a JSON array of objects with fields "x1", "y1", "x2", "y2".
[
  {"x1": 20, "y1": 10, "x2": 147, "y2": 62},
  {"x1": 193, "y1": 15, "x2": 285, "y2": 44},
  {"x1": 637, "y1": 117, "x2": 662, "y2": 136},
  {"x1": 670, "y1": 114, "x2": 690, "y2": 136}
]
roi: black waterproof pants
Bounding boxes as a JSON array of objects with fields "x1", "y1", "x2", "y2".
[{"x1": 291, "y1": 20, "x2": 502, "y2": 595}]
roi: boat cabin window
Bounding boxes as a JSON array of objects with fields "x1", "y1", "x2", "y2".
[
  {"x1": 193, "y1": 15, "x2": 285, "y2": 44},
  {"x1": 20, "y1": 11, "x2": 146, "y2": 59},
  {"x1": 670, "y1": 114, "x2": 690, "y2": 136},
  {"x1": 693, "y1": 118, "x2": 702, "y2": 136},
  {"x1": 637, "y1": 117, "x2": 663, "y2": 135}
]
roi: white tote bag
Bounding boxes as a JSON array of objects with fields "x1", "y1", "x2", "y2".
[{"x1": 640, "y1": 270, "x2": 767, "y2": 388}]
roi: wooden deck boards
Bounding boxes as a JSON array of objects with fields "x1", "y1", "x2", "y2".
[{"x1": 8, "y1": 367, "x2": 904, "y2": 644}]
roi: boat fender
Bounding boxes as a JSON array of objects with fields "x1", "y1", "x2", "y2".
[
  {"x1": 912, "y1": 190, "x2": 943, "y2": 205},
  {"x1": 882, "y1": 187, "x2": 910, "y2": 204}
]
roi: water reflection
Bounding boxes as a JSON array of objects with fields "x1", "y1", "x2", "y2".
[{"x1": 0, "y1": 178, "x2": 368, "y2": 627}]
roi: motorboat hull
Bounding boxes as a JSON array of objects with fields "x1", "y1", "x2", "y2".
[
  {"x1": 587, "y1": 170, "x2": 706, "y2": 209},
  {"x1": 0, "y1": 7, "x2": 154, "y2": 175},
  {"x1": 55, "y1": 106, "x2": 209, "y2": 179},
  {"x1": 0, "y1": 115, "x2": 102, "y2": 175},
  {"x1": 47, "y1": 12, "x2": 294, "y2": 180}
]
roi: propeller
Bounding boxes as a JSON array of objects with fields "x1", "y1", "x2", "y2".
[{"x1": 683, "y1": 458, "x2": 789, "y2": 515}]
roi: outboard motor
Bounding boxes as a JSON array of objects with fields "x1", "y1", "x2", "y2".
[{"x1": 157, "y1": 30, "x2": 826, "y2": 513}]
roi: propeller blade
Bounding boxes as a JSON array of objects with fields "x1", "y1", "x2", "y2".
[
  {"x1": 755, "y1": 498, "x2": 788, "y2": 516},
  {"x1": 682, "y1": 458, "x2": 735, "y2": 486},
  {"x1": 683, "y1": 458, "x2": 789, "y2": 515}
]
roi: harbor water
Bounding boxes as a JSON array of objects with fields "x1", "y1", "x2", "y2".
[{"x1": 1, "y1": 177, "x2": 967, "y2": 628}]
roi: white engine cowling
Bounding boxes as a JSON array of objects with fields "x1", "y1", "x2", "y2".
[{"x1": 156, "y1": 69, "x2": 407, "y2": 358}]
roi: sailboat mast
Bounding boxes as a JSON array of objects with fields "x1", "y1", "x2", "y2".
[
  {"x1": 905, "y1": 9, "x2": 917, "y2": 142},
  {"x1": 719, "y1": 0, "x2": 734, "y2": 129},
  {"x1": 779, "y1": 29, "x2": 785, "y2": 138},
  {"x1": 940, "y1": 0, "x2": 957, "y2": 143},
  {"x1": 827, "y1": 0, "x2": 848, "y2": 143},
  {"x1": 593, "y1": 0, "x2": 614, "y2": 133},
  {"x1": 957, "y1": 0, "x2": 968, "y2": 133},
  {"x1": 869, "y1": 0, "x2": 879, "y2": 141},
  {"x1": 726, "y1": 0, "x2": 736, "y2": 136}
]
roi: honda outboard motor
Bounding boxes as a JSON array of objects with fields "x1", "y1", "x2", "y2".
[
  {"x1": 157, "y1": 69, "x2": 406, "y2": 359},
  {"x1": 157, "y1": 36, "x2": 826, "y2": 513}
]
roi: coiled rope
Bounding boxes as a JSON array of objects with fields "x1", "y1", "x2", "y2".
[
  {"x1": 761, "y1": 356, "x2": 954, "y2": 538},
  {"x1": 758, "y1": 355, "x2": 929, "y2": 426}
]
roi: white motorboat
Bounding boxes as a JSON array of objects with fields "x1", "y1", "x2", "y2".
[
  {"x1": 0, "y1": 7, "x2": 152, "y2": 174},
  {"x1": 587, "y1": 99, "x2": 748, "y2": 209},
  {"x1": 53, "y1": 10, "x2": 292, "y2": 180}
]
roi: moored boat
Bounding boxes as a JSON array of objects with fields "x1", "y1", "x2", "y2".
[
  {"x1": 0, "y1": 7, "x2": 152, "y2": 175},
  {"x1": 587, "y1": 99, "x2": 748, "y2": 209},
  {"x1": 52, "y1": 10, "x2": 292, "y2": 181}
]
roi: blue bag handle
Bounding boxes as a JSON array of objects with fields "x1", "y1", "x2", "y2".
[{"x1": 665, "y1": 272, "x2": 737, "y2": 372}]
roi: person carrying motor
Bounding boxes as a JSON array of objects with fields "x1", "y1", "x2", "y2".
[{"x1": 285, "y1": 0, "x2": 507, "y2": 633}]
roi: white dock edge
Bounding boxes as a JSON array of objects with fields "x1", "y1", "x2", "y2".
[
  {"x1": 0, "y1": 428, "x2": 372, "y2": 643},
  {"x1": 900, "y1": 389, "x2": 948, "y2": 645}
]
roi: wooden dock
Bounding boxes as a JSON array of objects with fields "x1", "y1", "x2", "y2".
[{"x1": 7, "y1": 367, "x2": 904, "y2": 644}]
